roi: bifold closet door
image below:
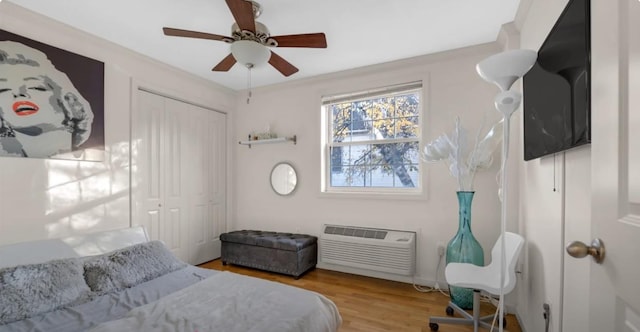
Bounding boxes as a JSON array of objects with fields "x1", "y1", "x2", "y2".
[
  {"x1": 134, "y1": 90, "x2": 226, "y2": 265},
  {"x1": 134, "y1": 91, "x2": 190, "y2": 262},
  {"x1": 186, "y1": 106, "x2": 226, "y2": 265},
  {"x1": 209, "y1": 110, "x2": 227, "y2": 259}
]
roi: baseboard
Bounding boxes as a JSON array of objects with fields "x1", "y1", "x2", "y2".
[
  {"x1": 411, "y1": 275, "x2": 446, "y2": 288},
  {"x1": 516, "y1": 311, "x2": 527, "y2": 332},
  {"x1": 317, "y1": 262, "x2": 434, "y2": 285}
]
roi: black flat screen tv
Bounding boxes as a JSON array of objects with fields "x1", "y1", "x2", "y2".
[{"x1": 522, "y1": 0, "x2": 591, "y2": 161}]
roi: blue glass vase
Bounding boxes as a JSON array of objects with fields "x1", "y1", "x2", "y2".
[{"x1": 446, "y1": 191, "x2": 484, "y2": 310}]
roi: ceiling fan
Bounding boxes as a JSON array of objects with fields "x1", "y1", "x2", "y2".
[{"x1": 162, "y1": 0, "x2": 327, "y2": 77}]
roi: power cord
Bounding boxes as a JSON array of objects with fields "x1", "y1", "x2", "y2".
[
  {"x1": 413, "y1": 247, "x2": 449, "y2": 297},
  {"x1": 489, "y1": 300, "x2": 500, "y2": 332},
  {"x1": 488, "y1": 296, "x2": 511, "y2": 332}
]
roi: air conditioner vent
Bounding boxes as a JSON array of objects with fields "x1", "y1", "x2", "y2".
[
  {"x1": 323, "y1": 225, "x2": 388, "y2": 239},
  {"x1": 320, "y1": 224, "x2": 415, "y2": 276}
]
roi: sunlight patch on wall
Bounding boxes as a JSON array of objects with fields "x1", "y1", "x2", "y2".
[{"x1": 37, "y1": 141, "x2": 132, "y2": 238}]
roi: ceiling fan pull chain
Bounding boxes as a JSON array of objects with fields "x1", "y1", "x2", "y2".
[{"x1": 247, "y1": 64, "x2": 253, "y2": 104}]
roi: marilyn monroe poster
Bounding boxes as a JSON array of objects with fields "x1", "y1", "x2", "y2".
[{"x1": 0, "y1": 29, "x2": 104, "y2": 161}]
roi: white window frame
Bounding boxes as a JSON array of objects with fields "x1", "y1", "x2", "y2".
[{"x1": 320, "y1": 81, "x2": 424, "y2": 196}]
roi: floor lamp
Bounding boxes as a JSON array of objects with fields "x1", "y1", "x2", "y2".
[{"x1": 476, "y1": 49, "x2": 537, "y2": 331}]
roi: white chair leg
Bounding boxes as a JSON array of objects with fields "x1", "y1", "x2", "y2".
[
  {"x1": 428, "y1": 289, "x2": 503, "y2": 331},
  {"x1": 473, "y1": 290, "x2": 481, "y2": 332}
]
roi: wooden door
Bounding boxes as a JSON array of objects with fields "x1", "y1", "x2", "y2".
[{"x1": 564, "y1": 0, "x2": 640, "y2": 330}]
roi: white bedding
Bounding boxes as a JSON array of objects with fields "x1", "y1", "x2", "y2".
[{"x1": 89, "y1": 271, "x2": 342, "y2": 332}]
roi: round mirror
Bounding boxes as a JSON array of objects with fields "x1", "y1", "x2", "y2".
[{"x1": 270, "y1": 162, "x2": 298, "y2": 196}]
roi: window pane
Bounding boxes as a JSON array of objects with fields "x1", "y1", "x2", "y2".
[
  {"x1": 395, "y1": 94, "x2": 420, "y2": 117},
  {"x1": 341, "y1": 144, "x2": 371, "y2": 166},
  {"x1": 329, "y1": 142, "x2": 420, "y2": 189},
  {"x1": 331, "y1": 166, "x2": 365, "y2": 187},
  {"x1": 371, "y1": 119, "x2": 390, "y2": 139},
  {"x1": 403, "y1": 142, "x2": 420, "y2": 163},
  {"x1": 331, "y1": 104, "x2": 351, "y2": 142},
  {"x1": 369, "y1": 167, "x2": 396, "y2": 187},
  {"x1": 365, "y1": 97, "x2": 395, "y2": 120},
  {"x1": 367, "y1": 97, "x2": 394, "y2": 141},
  {"x1": 405, "y1": 165, "x2": 420, "y2": 188},
  {"x1": 394, "y1": 116, "x2": 419, "y2": 138},
  {"x1": 330, "y1": 146, "x2": 343, "y2": 173}
]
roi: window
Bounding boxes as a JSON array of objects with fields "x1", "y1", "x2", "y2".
[{"x1": 322, "y1": 82, "x2": 423, "y2": 194}]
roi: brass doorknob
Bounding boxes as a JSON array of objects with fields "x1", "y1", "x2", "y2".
[{"x1": 566, "y1": 238, "x2": 605, "y2": 264}]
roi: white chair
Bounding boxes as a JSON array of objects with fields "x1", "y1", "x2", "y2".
[{"x1": 428, "y1": 232, "x2": 525, "y2": 332}]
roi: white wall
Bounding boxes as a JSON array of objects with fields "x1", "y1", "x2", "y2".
[
  {"x1": 0, "y1": 2, "x2": 235, "y2": 245},
  {"x1": 516, "y1": 0, "x2": 592, "y2": 331},
  {"x1": 516, "y1": 2, "x2": 567, "y2": 330},
  {"x1": 232, "y1": 43, "x2": 518, "y2": 287}
]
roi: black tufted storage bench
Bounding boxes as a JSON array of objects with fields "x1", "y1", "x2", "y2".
[{"x1": 220, "y1": 230, "x2": 318, "y2": 279}]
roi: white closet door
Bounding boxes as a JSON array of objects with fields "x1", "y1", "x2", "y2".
[
  {"x1": 134, "y1": 91, "x2": 188, "y2": 262},
  {"x1": 134, "y1": 91, "x2": 164, "y2": 243},
  {"x1": 188, "y1": 105, "x2": 226, "y2": 265},
  {"x1": 134, "y1": 90, "x2": 226, "y2": 265},
  {"x1": 209, "y1": 110, "x2": 226, "y2": 259},
  {"x1": 162, "y1": 98, "x2": 190, "y2": 262}
]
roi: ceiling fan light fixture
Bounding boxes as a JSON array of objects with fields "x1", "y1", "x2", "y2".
[
  {"x1": 231, "y1": 22, "x2": 271, "y2": 43},
  {"x1": 231, "y1": 40, "x2": 270, "y2": 67}
]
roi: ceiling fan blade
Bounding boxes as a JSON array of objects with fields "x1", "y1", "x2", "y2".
[
  {"x1": 270, "y1": 33, "x2": 327, "y2": 48},
  {"x1": 212, "y1": 54, "x2": 237, "y2": 72},
  {"x1": 225, "y1": 0, "x2": 256, "y2": 32},
  {"x1": 268, "y1": 51, "x2": 299, "y2": 77},
  {"x1": 163, "y1": 27, "x2": 231, "y2": 41}
]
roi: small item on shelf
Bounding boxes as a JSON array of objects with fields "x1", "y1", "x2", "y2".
[
  {"x1": 255, "y1": 131, "x2": 277, "y2": 140},
  {"x1": 238, "y1": 135, "x2": 296, "y2": 148}
]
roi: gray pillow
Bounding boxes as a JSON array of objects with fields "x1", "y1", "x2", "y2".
[
  {"x1": 0, "y1": 258, "x2": 91, "y2": 325},
  {"x1": 83, "y1": 241, "x2": 186, "y2": 294}
]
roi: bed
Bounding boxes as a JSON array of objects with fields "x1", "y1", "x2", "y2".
[{"x1": 0, "y1": 227, "x2": 341, "y2": 332}]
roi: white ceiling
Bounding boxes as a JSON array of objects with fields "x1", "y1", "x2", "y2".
[{"x1": 7, "y1": 0, "x2": 521, "y2": 91}]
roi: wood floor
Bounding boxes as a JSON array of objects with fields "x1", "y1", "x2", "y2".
[{"x1": 198, "y1": 260, "x2": 522, "y2": 332}]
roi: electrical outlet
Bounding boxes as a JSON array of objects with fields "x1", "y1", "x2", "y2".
[{"x1": 437, "y1": 242, "x2": 445, "y2": 256}]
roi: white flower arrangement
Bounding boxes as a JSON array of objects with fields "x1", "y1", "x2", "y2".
[{"x1": 422, "y1": 117, "x2": 503, "y2": 191}]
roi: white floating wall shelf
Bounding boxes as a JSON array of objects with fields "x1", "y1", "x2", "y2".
[{"x1": 238, "y1": 135, "x2": 297, "y2": 148}]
